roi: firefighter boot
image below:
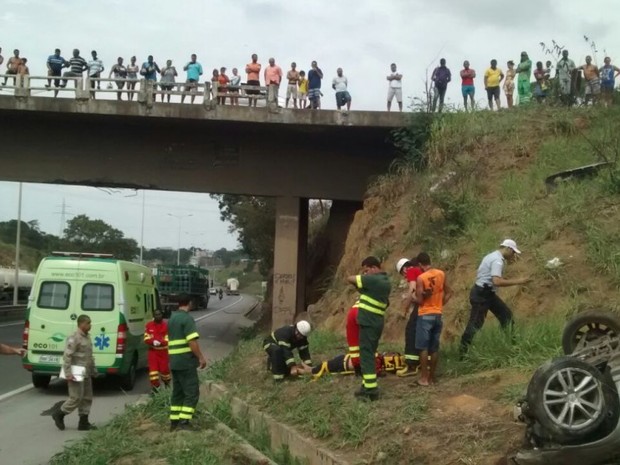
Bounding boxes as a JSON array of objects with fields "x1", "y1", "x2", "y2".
[
  {"x1": 170, "y1": 420, "x2": 180, "y2": 432},
  {"x1": 177, "y1": 420, "x2": 199, "y2": 432},
  {"x1": 52, "y1": 409, "x2": 66, "y2": 431},
  {"x1": 354, "y1": 387, "x2": 379, "y2": 402},
  {"x1": 78, "y1": 415, "x2": 97, "y2": 431}
]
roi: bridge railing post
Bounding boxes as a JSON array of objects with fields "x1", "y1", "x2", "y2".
[
  {"x1": 15, "y1": 75, "x2": 30, "y2": 97},
  {"x1": 75, "y1": 77, "x2": 89, "y2": 100}
]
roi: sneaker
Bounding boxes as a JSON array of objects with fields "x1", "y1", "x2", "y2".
[{"x1": 396, "y1": 365, "x2": 419, "y2": 377}]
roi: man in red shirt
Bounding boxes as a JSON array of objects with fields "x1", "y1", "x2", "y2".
[
  {"x1": 144, "y1": 309, "x2": 170, "y2": 394},
  {"x1": 245, "y1": 53, "x2": 261, "y2": 107},
  {"x1": 396, "y1": 258, "x2": 423, "y2": 376}
]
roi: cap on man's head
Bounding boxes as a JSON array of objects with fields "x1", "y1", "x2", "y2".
[{"x1": 500, "y1": 239, "x2": 521, "y2": 254}]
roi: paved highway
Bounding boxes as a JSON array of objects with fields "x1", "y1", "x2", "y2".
[{"x1": 0, "y1": 294, "x2": 258, "y2": 465}]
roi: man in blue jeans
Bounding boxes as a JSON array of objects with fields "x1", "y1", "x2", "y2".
[{"x1": 415, "y1": 252, "x2": 451, "y2": 386}]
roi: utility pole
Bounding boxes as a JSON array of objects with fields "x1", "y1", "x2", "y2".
[
  {"x1": 167, "y1": 213, "x2": 193, "y2": 265},
  {"x1": 139, "y1": 190, "x2": 145, "y2": 264},
  {"x1": 13, "y1": 183, "x2": 22, "y2": 306}
]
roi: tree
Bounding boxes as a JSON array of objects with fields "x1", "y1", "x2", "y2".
[
  {"x1": 211, "y1": 195, "x2": 274, "y2": 275},
  {"x1": 63, "y1": 214, "x2": 138, "y2": 260}
]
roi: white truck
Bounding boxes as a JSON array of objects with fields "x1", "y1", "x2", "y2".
[{"x1": 226, "y1": 278, "x2": 239, "y2": 296}]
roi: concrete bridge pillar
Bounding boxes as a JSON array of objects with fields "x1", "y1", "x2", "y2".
[{"x1": 272, "y1": 196, "x2": 308, "y2": 330}]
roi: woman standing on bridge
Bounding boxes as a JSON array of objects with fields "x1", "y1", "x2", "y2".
[{"x1": 126, "y1": 56, "x2": 139, "y2": 101}]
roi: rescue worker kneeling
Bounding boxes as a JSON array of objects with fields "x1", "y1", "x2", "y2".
[{"x1": 264, "y1": 320, "x2": 312, "y2": 381}]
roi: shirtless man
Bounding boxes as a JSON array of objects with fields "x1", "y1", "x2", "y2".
[
  {"x1": 2, "y1": 49, "x2": 21, "y2": 86},
  {"x1": 581, "y1": 55, "x2": 600, "y2": 105},
  {"x1": 286, "y1": 62, "x2": 300, "y2": 108}
]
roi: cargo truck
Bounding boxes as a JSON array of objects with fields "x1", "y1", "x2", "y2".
[
  {"x1": 226, "y1": 277, "x2": 240, "y2": 296},
  {"x1": 155, "y1": 265, "x2": 210, "y2": 316}
]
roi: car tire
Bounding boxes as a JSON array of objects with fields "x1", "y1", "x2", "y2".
[
  {"x1": 527, "y1": 356, "x2": 611, "y2": 444},
  {"x1": 119, "y1": 356, "x2": 137, "y2": 391},
  {"x1": 32, "y1": 374, "x2": 51, "y2": 389},
  {"x1": 562, "y1": 311, "x2": 620, "y2": 355}
]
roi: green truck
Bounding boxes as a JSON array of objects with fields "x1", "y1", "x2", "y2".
[{"x1": 155, "y1": 265, "x2": 210, "y2": 316}]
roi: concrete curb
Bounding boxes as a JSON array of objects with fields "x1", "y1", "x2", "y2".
[{"x1": 201, "y1": 381, "x2": 351, "y2": 465}]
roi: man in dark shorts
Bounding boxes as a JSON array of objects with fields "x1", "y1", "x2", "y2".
[
  {"x1": 245, "y1": 53, "x2": 262, "y2": 107},
  {"x1": 182, "y1": 54, "x2": 202, "y2": 104},
  {"x1": 2, "y1": 49, "x2": 21, "y2": 86},
  {"x1": 62, "y1": 49, "x2": 88, "y2": 88},
  {"x1": 307, "y1": 60, "x2": 324, "y2": 109},
  {"x1": 46, "y1": 49, "x2": 68, "y2": 97}
]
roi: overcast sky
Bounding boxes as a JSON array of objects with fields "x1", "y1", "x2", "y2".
[{"x1": 1, "y1": 0, "x2": 619, "y2": 251}]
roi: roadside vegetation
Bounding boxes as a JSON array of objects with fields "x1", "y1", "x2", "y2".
[{"x1": 48, "y1": 105, "x2": 620, "y2": 465}]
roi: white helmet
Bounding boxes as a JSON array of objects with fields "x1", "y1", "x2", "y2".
[
  {"x1": 396, "y1": 258, "x2": 410, "y2": 274},
  {"x1": 296, "y1": 320, "x2": 311, "y2": 337}
]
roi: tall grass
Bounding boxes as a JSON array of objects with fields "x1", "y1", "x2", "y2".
[{"x1": 442, "y1": 316, "x2": 564, "y2": 377}]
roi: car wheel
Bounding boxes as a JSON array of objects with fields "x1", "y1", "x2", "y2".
[
  {"x1": 32, "y1": 374, "x2": 51, "y2": 389},
  {"x1": 562, "y1": 311, "x2": 620, "y2": 355},
  {"x1": 527, "y1": 356, "x2": 610, "y2": 444},
  {"x1": 119, "y1": 356, "x2": 137, "y2": 391}
]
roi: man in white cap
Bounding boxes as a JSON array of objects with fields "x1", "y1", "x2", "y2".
[
  {"x1": 459, "y1": 239, "x2": 530, "y2": 354},
  {"x1": 263, "y1": 320, "x2": 312, "y2": 382}
]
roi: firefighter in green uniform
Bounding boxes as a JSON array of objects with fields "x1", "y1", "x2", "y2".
[
  {"x1": 346, "y1": 256, "x2": 391, "y2": 401},
  {"x1": 167, "y1": 294, "x2": 207, "y2": 431}
]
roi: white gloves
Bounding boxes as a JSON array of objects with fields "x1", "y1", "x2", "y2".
[{"x1": 153, "y1": 340, "x2": 161, "y2": 347}]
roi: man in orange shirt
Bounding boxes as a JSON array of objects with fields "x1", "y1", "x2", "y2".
[
  {"x1": 264, "y1": 57, "x2": 283, "y2": 106},
  {"x1": 245, "y1": 53, "x2": 261, "y2": 107},
  {"x1": 415, "y1": 252, "x2": 452, "y2": 386}
]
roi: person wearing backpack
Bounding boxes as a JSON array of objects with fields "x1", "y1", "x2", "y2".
[{"x1": 431, "y1": 58, "x2": 451, "y2": 112}]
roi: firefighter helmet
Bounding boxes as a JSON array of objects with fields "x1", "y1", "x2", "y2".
[
  {"x1": 296, "y1": 320, "x2": 311, "y2": 337},
  {"x1": 396, "y1": 258, "x2": 410, "y2": 274}
]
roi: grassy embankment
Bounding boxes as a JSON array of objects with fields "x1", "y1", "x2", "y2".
[{"x1": 48, "y1": 105, "x2": 620, "y2": 465}]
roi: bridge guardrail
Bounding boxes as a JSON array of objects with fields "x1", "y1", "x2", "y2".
[
  {"x1": 0, "y1": 305, "x2": 26, "y2": 323},
  {"x1": 0, "y1": 73, "x2": 277, "y2": 107}
]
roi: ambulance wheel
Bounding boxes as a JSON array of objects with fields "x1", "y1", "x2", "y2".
[
  {"x1": 32, "y1": 374, "x2": 51, "y2": 389},
  {"x1": 119, "y1": 356, "x2": 137, "y2": 391}
]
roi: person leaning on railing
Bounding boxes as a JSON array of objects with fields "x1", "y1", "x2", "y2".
[
  {"x1": 108, "y1": 57, "x2": 127, "y2": 101},
  {"x1": 61, "y1": 49, "x2": 87, "y2": 89}
]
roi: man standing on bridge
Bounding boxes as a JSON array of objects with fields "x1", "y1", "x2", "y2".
[
  {"x1": 264, "y1": 57, "x2": 283, "y2": 106},
  {"x1": 52, "y1": 315, "x2": 98, "y2": 431},
  {"x1": 347, "y1": 256, "x2": 391, "y2": 401},
  {"x1": 168, "y1": 294, "x2": 207, "y2": 431},
  {"x1": 245, "y1": 54, "x2": 262, "y2": 107},
  {"x1": 46, "y1": 48, "x2": 68, "y2": 97},
  {"x1": 61, "y1": 49, "x2": 87, "y2": 89},
  {"x1": 307, "y1": 60, "x2": 323, "y2": 109},
  {"x1": 181, "y1": 54, "x2": 202, "y2": 104},
  {"x1": 87, "y1": 50, "x2": 104, "y2": 99},
  {"x1": 2, "y1": 49, "x2": 21, "y2": 87}
]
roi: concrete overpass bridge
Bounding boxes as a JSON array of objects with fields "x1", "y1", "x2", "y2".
[{"x1": 0, "y1": 78, "x2": 407, "y2": 328}]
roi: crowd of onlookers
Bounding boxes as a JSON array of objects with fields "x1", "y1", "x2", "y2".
[
  {"x1": 1, "y1": 46, "x2": 618, "y2": 112},
  {"x1": 429, "y1": 50, "x2": 620, "y2": 112},
  {"x1": 0, "y1": 47, "x2": 404, "y2": 112}
]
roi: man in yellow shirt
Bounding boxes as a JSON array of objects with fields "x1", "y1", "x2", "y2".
[{"x1": 484, "y1": 59, "x2": 504, "y2": 110}]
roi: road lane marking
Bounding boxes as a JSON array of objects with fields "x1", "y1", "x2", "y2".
[
  {"x1": 0, "y1": 384, "x2": 33, "y2": 403},
  {"x1": 0, "y1": 321, "x2": 25, "y2": 328},
  {"x1": 195, "y1": 296, "x2": 245, "y2": 322}
]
